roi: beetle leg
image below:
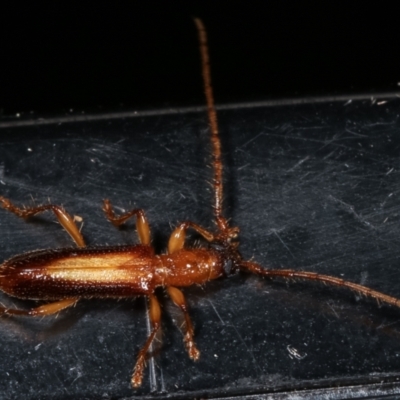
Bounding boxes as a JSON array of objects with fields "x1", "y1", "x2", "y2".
[
  {"x1": 0, "y1": 197, "x2": 85, "y2": 247},
  {"x1": 168, "y1": 221, "x2": 215, "y2": 254},
  {"x1": 132, "y1": 294, "x2": 161, "y2": 388},
  {"x1": 0, "y1": 298, "x2": 78, "y2": 317},
  {"x1": 167, "y1": 286, "x2": 200, "y2": 360},
  {"x1": 102, "y1": 199, "x2": 150, "y2": 245}
]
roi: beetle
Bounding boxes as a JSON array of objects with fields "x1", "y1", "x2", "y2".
[{"x1": 1, "y1": 18, "x2": 400, "y2": 389}]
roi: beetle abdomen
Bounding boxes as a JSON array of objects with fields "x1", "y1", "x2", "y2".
[{"x1": 0, "y1": 245, "x2": 156, "y2": 300}]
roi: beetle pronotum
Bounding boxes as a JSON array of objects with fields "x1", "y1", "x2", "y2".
[{"x1": 1, "y1": 18, "x2": 400, "y2": 389}]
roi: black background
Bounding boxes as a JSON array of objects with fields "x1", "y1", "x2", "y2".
[{"x1": 1, "y1": 2, "x2": 399, "y2": 115}]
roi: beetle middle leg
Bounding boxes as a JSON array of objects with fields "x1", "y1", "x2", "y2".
[
  {"x1": 102, "y1": 199, "x2": 150, "y2": 245},
  {"x1": 0, "y1": 197, "x2": 85, "y2": 247}
]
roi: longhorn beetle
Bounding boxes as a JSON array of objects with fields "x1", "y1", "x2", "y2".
[{"x1": 1, "y1": 18, "x2": 400, "y2": 388}]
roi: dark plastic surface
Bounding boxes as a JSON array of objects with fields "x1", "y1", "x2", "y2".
[{"x1": 1, "y1": 95, "x2": 400, "y2": 399}]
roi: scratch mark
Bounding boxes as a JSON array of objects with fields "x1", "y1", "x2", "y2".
[
  {"x1": 0, "y1": 164, "x2": 5, "y2": 185},
  {"x1": 70, "y1": 363, "x2": 83, "y2": 386},
  {"x1": 231, "y1": 323, "x2": 262, "y2": 373},
  {"x1": 327, "y1": 302, "x2": 340, "y2": 319},
  {"x1": 377, "y1": 318, "x2": 400, "y2": 330},
  {"x1": 144, "y1": 299, "x2": 158, "y2": 392},
  {"x1": 207, "y1": 301, "x2": 261, "y2": 372},
  {"x1": 380, "y1": 192, "x2": 393, "y2": 209},
  {"x1": 360, "y1": 271, "x2": 368, "y2": 286},
  {"x1": 207, "y1": 300, "x2": 225, "y2": 325},
  {"x1": 295, "y1": 125, "x2": 326, "y2": 131},
  {"x1": 272, "y1": 230, "x2": 295, "y2": 259},
  {"x1": 386, "y1": 168, "x2": 394, "y2": 175},
  {"x1": 237, "y1": 163, "x2": 250, "y2": 171},
  {"x1": 241, "y1": 132, "x2": 265, "y2": 149},
  {"x1": 316, "y1": 133, "x2": 343, "y2": 152},
  {"x1": 34, "y1": 342, "x2": 43, "y2": 351},
  {"x1": 52, "y1": 365, "x2": 70, "y2": 394},
  {"x1": 298, "y1": 171, "x2": 311, "y2": 181},
  {"x1": 344, "y1": 128, "x2": 368, "y2": 138},
  {"x1": 287, "y1": 156, "x2": 310, "y2": 172},
  {"x1": 159, "y1": 367, "x2": 166, "y2": 393},
  {"x1": 328, "y1": 195, "x2": 377, "y2": 230},
  {"x1": 323, "y1": 150, "x2": 337, "y2": 160}
]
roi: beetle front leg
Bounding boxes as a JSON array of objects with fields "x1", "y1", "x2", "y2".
[
  {"x1": 167, "y1": 286, "x2": 200, "y2": 360},
  {"x1": 168, "y1": 221, "x2": 215, "y2": 254},
  {"x1": 0, "y1": 298, "x2": 79, "y2": 317},
  {"x1": 102, "y1": 199, "x2": 150, "y2": 245},
  {"x1": 0, "y1": 197, "x2": 85, "y2": 247}
]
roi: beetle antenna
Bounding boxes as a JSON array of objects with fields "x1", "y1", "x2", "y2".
[{"x1": 194, "y1": 18, "x2": 229, "y2": 234}]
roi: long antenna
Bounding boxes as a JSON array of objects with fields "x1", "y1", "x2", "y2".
[{"x1": 194, "y1": 18, "x2": 228, "y2": 233}]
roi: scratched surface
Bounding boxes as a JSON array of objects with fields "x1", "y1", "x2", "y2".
[{"x1": 1, "y1": 97, "x2": 400, "y2": 399}]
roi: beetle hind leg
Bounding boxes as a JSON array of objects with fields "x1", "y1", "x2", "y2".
[
  {"x1": 132, "y1": 294, "x2": 161, "y2": 388},
  {"x1": 167, "y1": 286, "x2": 200, "y2": 361},
  {"x1": 0, "y1": 298, "x2": 79, "y2": 317},
  {"x1": 102, "y1": 199, "x2": 150, "y2": 245}
]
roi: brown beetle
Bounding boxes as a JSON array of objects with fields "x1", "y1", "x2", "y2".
[{"x1": 1, "y1": 19, "x2": 400, "y2": 389}]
